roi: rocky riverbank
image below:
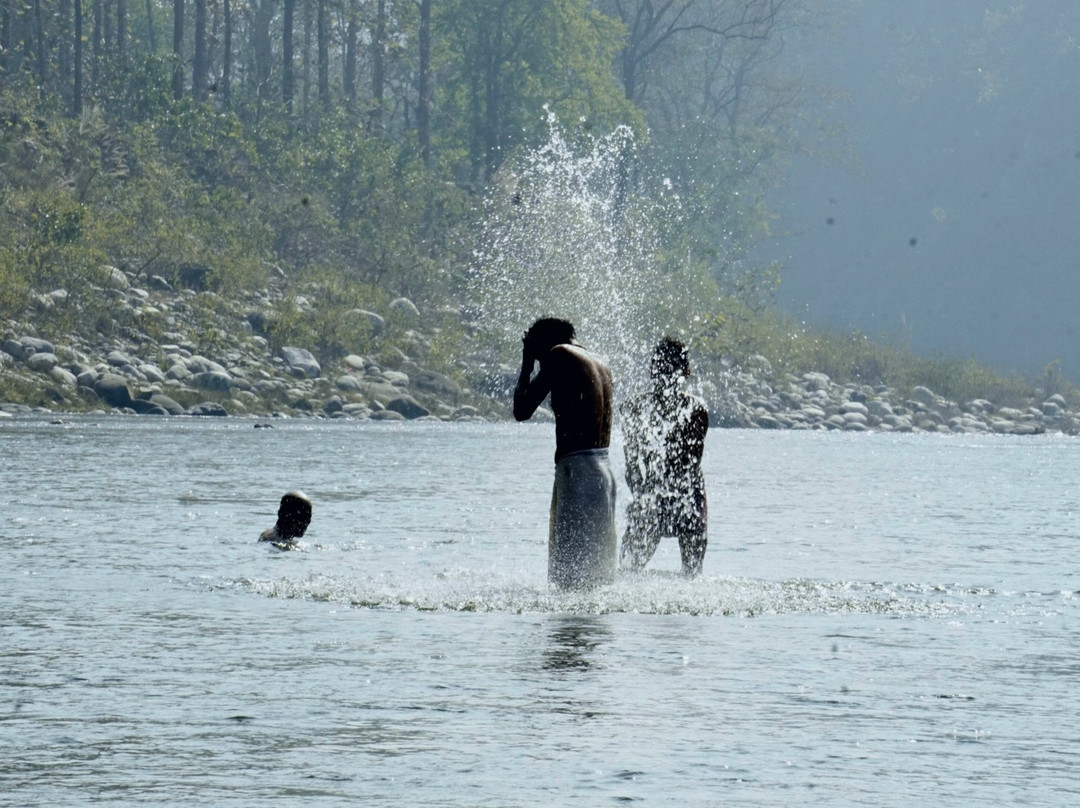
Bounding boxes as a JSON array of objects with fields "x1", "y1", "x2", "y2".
[
  {"x1": 2, "y1": 265, "x2": 1078, "y2": 435},
  {"x1": 704, "y1": 361, "x2": 1080, "y2": 436},
  {"x1": 0, "y1": 265, "x2": 499, "y2": 422}
]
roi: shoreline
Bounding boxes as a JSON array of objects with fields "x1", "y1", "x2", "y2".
[
  {"x1": 3, "y1": 269, "x2": 1076, "y2": 435},
  {"x1": 3, "y1": 341, "x2": 1077, "y2": 437}
]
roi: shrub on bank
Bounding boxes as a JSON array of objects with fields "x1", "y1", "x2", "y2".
[{"x1": 691, "y1": 301, "x2": 1074, "y2": 410}]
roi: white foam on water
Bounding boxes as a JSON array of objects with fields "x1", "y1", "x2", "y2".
[{"x1": 225, "y1": 571, "x2": 1024, "y2": 619}]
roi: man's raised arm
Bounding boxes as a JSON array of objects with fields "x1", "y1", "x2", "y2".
[{"x1": 513, "y1": 342, "x2": 550, "y2": 421}]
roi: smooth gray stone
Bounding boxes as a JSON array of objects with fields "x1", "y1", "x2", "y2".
[
  {"x1": 187, "y1": 402, "x2": 229, "y2": 416},
  {"x1": 189, "y1": 371, "x2": 233, "y2": 392},
  {"x1": 94, "y1": 373, "x2": 133, "y2": 408},
  {"x1": 385, "y1": 395, "x2": 430, "y2": 419},
  {"x1": 27, "y1": 352, "x2": 59, "y2": 373},
  {"x1": 281, "y1": 346, "x2": 321, "y2": 378}
]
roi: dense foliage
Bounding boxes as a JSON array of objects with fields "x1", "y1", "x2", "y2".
[
  {"x1": 0, "y1": 0, "x2": 1068, "y2": 406},
  {"x1": 0, "y1": 1, "x2": 806, "y2": 351}
]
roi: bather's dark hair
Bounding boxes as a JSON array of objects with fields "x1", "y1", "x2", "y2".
[
  {"x1": 524, "y1": 317, "x2": 576, "y2": 352},
  {"x1": 651, "y1": 336, "x2": 690, "y2": 378}
]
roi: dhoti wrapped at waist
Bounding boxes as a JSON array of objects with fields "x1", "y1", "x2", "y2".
[{"x1": 549, "y1": 448, "x2": 617, "y2": 588}]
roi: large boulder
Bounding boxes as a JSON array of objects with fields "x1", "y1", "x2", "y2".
[
  {"x1": 187, "y1": 401, "x2": 229, "y2": 416},
  {"x1": 343, "y1": 354, "x2": 367, "y2": 371},
  {"x1": 839, "y1": 400, "x2": 868, "y2": 417},
  {"x1": 139, "y1": 364, "x2": 166, "y2": 384},
  {"x1": 147, "y1": 393, "x2": 185, "y2": 415},
  {"x1": 801, "y1": 371, "x2": 831, "y2": 391},
  {"x1": 187, "y1": 355, "x2": 228, "y2": 374},
  {"x1": 129, "y1": 398, "x2": 170, "y2": 415},
  {"x1": 26, "y1": 352, "x2": 58, "y2": 373},
  {"x1": 102, "y1": 265, "x2": 129, "y2": 290},
  {"x1": 385, "y1": 395, "x2": 430, "y2": 420},
  {"x1": 382, "y1": 369, "x2": 410, "y2": 387},
  {"x1": 866, "y1": 400, "x2": 894, "y2": 418},
  {"x1": 94, "y1": 373, "x2": 133, "y2": 408},
  {"x1": 1, "y1": 339, "x2": 24, "y2": 360},
  {"x1": 911, "y1": 385, "x2": 937, "y2": 405},
  {"x1": 21, "y1": 337, "x2": 55, "y2": 355},
  {"x1": 345, "y1": 309, "x2": 386, "y2": 336},
  {"x1": 107, "y1": 349, "x2": 132, "y2": 367},
  {"x1": 49, "y1": 366, "x2": 77, "y2": 388},
  {"x1": 336, "y1": 375, "x2": 364, "y2": 393},
  {"x1": 166, "y1": 362, "x2": 192, "y2": 381},
  {"x1": 357, "y1": 378, "x2": 403, "y2": 404},
  {"x1": 370, "y1": 409, "x2": 406, "y2": 421},
  {"x1": 388, "y1": 297, "x2": 420, "y2": 319},
  {"x1": 189, "y1": 371, "x2": 234, "y2": 392},
  {"x1": 281, "y1": 346, "x2": 321, "y2": 378}
]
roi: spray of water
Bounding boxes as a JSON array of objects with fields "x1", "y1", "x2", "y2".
[{"x1": 467, "y1": 111, "x2": 688, "y2": 399}]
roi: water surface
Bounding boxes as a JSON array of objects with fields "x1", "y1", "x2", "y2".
[{"x1": 3, "y1": 418, "x2": 1078, "y2": 805}]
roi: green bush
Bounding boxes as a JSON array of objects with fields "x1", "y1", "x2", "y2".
[{"x1": 690, "y1": 299, "x2": 1041, "y2": 408}]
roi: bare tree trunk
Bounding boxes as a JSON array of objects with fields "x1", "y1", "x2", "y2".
[
  {"x1": 316, "y1": 0, "x2": 327, "y2": 105},
  {"x1": 32, "y1": 0, "x2": 46, "y2": 93},
  {"x1": 192, "y1": 0, "x2": 207, "y2": 99},
  {"x1": 171, "y1": 0, "x2": 183, "y2": 98},
  {"x1": 102, "y1": 0, "x2": 111, "y2": 57},
  {"x1": 92, "y1": 0, "x2": 102, "y2": 88},
  {"x1": 0, "y1": 0, "x2": 9, "y2": 75},
  {"x1": 58, "y1": 0, "x2": 72, "y2": 90},
  {"x1": 116, "y1": 0, "x2": 125, "y2": 58},
  {"x1": 252, "y1": 0, "x2": 273, "y2": 104},
  {"x1": 417, "y1": 0, "x2": 430, "y2": 165},
  {"x1": 144, "y1": 0, "x2": 155, "y2": 50},
  {"x1": 342, "y1": 0, "x2": 356, "y2": 105},
  {"x1": 371, "y1": 0, "x2": 385, "y2": 128},
  {"x1": 221, "y1": 0, "x2": 231, "y2": 104},
  {"x1": 282, "y1": 0, "x2": 294, "y2": 110},
  {"x1": 300, "y1": 0, "x2": 310, "y2": 115},
  {"x1": 73, "y1": 0, "x2": 83, "y2": 114}
]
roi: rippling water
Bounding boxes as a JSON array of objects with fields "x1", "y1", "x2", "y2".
[{"x1": 3, "y1": 417, "x2": 1078, "y2": 806}]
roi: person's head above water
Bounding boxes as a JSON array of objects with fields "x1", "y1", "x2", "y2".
[
  {"x1": 523, "y1": 317, "x2": 576, "y2": 356},
  {"x1": 650, "y1": 336, "x2": 690, "y2": 380},
  {"x1": 276, "y1": 491, "x2": 312, "y2": 540}
]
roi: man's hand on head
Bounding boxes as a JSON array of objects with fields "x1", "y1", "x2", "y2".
[{"x1": 521, "y1": 333, "x2": 537, "y2": 368}]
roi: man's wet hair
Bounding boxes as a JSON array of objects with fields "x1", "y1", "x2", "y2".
[
  {"x1": 525, "y1": 317, "x2": 575, "y2": 351},
  {"x1": 651, "y1": 336, "x2": 690, "y2": 378}
]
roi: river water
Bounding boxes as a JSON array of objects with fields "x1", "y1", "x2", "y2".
[{"x1": 3, "y1": 416, "x2": 1078, "y2": 806}]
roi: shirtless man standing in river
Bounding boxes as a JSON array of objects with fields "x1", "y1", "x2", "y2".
[
  {"x1": 513, "y1": 318, "x2": 616, "y2": 588},
  {"x1": 620, "y1": 337, "x2": 709, "y2": 576}
]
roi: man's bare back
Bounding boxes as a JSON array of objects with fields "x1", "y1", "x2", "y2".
[{"x1": 513, "y1": 331, "x2": 613, "y2": 462}]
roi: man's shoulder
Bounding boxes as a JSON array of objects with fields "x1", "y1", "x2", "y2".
[
  {"x1": 684, "y1": 392, "x2": 709, "y2": 419},
  {"x1": 550, "y1": 343, "x2": 609, "y2": 373},
  {"x1": 550, "y1": 342, "x2": 589, "y2": 360},
  {"x1": 684, "y1": 391, "x2": 707, "y2": 408}
]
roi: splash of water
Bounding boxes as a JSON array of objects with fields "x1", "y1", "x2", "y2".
[
  {"x1": 468, "y1": 111, "x2": 687, "y2": 397},
  {"x1": 233, "y1": 570, "x2": 991, "y2": 618}
]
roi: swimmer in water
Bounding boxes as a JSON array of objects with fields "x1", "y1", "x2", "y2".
[{"x1": 259, "y1": 491, "x2": 312, "y2": 549}]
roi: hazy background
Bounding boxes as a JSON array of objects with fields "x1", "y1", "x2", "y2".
[{"x1": 760, "y1": 0, "x2": 1080, "y2": 380}]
